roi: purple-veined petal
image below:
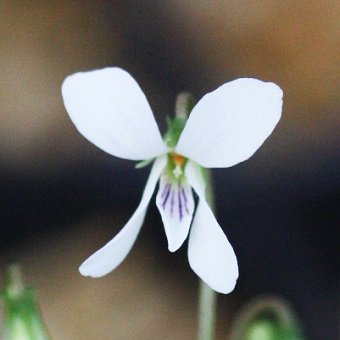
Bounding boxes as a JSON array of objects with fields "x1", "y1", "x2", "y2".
[
  {"x1": 62, "y1": 67, "x2": 167, "y2": 160},
  {"x1": 185, "y1": 161, "x2": 238, "y2": 294},
  {"x1": 79, "y1": 155, "x2": 167, "y2": 277},
  {"x1": 156, "y1": 175, "x2": 194, "y2": 252},
  {"x1": 176, "y1": 78, "x2": 283, "y2": 168}
]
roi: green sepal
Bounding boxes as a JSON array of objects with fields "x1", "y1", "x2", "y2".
[{"x1": 135, "y1": 158, "x2": 154, "y2": 169}]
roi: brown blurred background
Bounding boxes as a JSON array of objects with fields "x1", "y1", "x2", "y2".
[{"x1": 0, "y1": 1, "x2": 339, "y2": 339}]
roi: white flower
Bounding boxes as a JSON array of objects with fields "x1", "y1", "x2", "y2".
[{"x1": 61, "y1": 67, "x2": 283, "y2": 294}]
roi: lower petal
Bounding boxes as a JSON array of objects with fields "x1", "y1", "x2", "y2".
[
  {"x1": 79, "y1": 155, "x2": 166, "y2": 277},
  {"x1": 185, "y1": 161, "x2": 239, "y2": 293},
  {"x1": 156, "y1": 175, "x2": 194, "y2": 252}
]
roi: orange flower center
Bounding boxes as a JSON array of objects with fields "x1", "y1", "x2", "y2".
[{"x1": 172, "y1": 153, "x2": 185, "y2": 167}]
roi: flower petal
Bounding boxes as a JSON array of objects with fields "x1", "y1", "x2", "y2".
[
  {"x1": 79, "y1": 156, "x2": 167, "y2": 277},
  {"x1": 185, "y1": 161, "x2": 238, "y2": 293},
  {"x1": 156, "y1": 175, "x2": 194, "y2": 252},
  {"x1": 62, "y1": 67, "x2": 167, "y2": 160},
  {"x1": 176, "y1": 78, "x2": 283, "y2": 168}
]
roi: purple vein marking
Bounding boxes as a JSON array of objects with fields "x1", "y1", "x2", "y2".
[
  {"x1": 161, "y1": 183, "x2": 170, "y2": 199},
  {"x1": 178, "y1": 189, "x2": 183, "y2": 221},
  {"x1": 161, "y1": 184, "x2": 171, "y2": 209},
  {"x1": 170, "y1": 188, "x2": 175, "y2": 217},
  {"x1": 181, "y1": 187, "x2": 189, "y2": 214}
]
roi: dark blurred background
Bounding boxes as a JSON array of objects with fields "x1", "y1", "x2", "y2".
[{"x1": 0, "y1": 1, "x2": 338, "y2": 339}]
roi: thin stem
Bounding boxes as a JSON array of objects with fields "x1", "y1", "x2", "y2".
[
  {"x1": 198, "y1": 168, "x2": 217, "y2": 340},
  {"x1": 198, "y1": 280, "x2": 217, "y2": 340},
  {"x1": 174, "y1": 92, "x2": 218, "y2": 340},
  {"x1": 175, "y1": 92, "x2": 194, "y2": 119}
]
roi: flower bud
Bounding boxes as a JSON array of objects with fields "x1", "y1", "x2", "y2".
[
  {"x1": 229, "y1": 296, "x2": 304, "y2": 340},
  {"x1": 1, "y1": 264, "x2": 50, "y2": 340}
]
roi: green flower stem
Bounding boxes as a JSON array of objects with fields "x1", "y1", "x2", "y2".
[
  {"x1": 175, "y1": 93, "x2": 218, "y2": 340},
  {"x1": 175, "y1": 92, "x2": 195, "y2": 119},
  {"x1": 198, "y1": 280, "x2": 217, "y2": 340},
  {"x1": 198, "y1": 168, "x2": 217, "y2": 340}
]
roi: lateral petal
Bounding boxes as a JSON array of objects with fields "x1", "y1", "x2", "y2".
[{"x1": 79, "y1": 156, "x2": 166, "y2": 277}]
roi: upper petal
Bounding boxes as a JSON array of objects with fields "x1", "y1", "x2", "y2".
[
  {"x1": 156, "y1": 175, "x2": 195, "y2": 252},
  {"x1": 79, "y1": 155, "x2": 166, "y2": 277},
  {"x1": 185, "y1": 161, "x2": 239, "y2": 293},
  {"x1": 176, "y1": 78, "x2": 283, "y2": 168},
  {"x1": 62, "y1": 67, "x2": 167, "y2": 160}
]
